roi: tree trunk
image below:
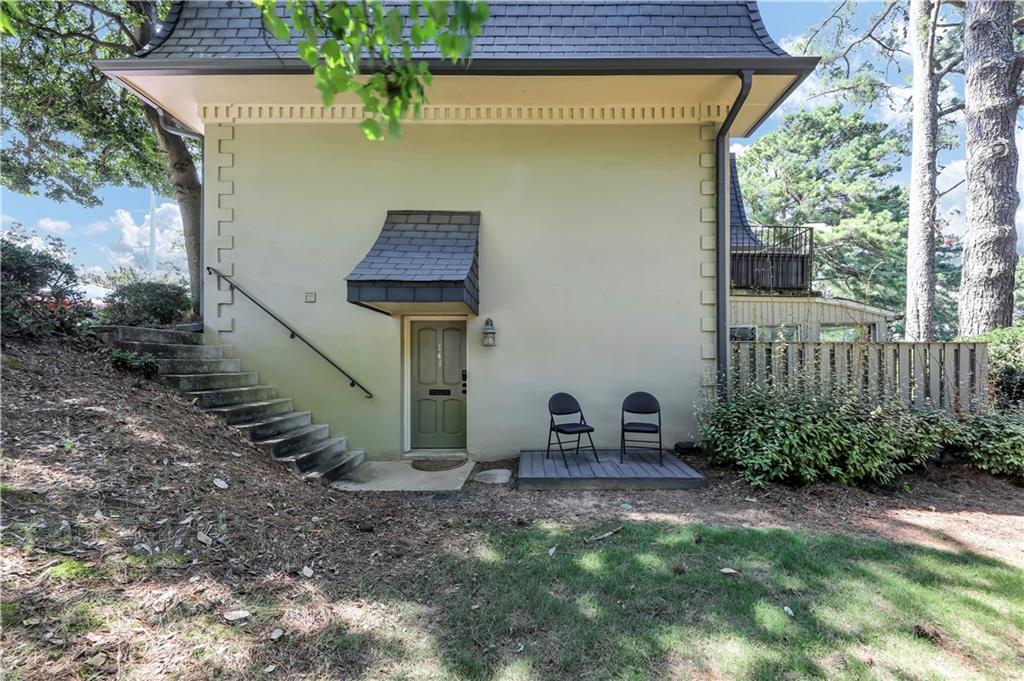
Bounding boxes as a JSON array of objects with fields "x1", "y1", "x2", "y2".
[
  {"x1": 905, "y1": 0, "x2": 940, "y2": 341},
  {"x1": 957, "y1": 0, "x2": 1021, "y2": 336},
  {"x1": 144, "y1": 105, "x2": 202, "y2": 317}
]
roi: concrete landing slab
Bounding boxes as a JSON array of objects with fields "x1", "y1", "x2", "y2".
[
  {"x1": 329, "y1": 461, "x2": 473, "y2": 492},
  {"x1": 473, "y1": 469, "x2": 512, "y2": 485}
]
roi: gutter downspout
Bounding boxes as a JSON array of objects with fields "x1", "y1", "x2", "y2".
[{"x1": 715, "y1": 70, "x2": 753, "y2": 399}]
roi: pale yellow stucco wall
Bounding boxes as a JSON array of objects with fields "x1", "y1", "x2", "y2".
[{"x1": 203, "y1": 122, "x2": 717, "y2": 460}]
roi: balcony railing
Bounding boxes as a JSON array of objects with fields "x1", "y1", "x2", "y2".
[{"x1": 731, "y1": 224, "x2": 814, "y2": 291}]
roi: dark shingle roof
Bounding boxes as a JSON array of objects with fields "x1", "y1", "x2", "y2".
[
  {"x1": 136, "y1": 1, "x2": 789, "y2": 61},
  {"x1": 730, "y1": 154, "x2": 762, "y2": 249},
  {"x1": 346, "y1": 211, "x2": 480, "y2": 313}
]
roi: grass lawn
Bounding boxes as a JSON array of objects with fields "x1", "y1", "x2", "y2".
[
  {"x1": 11, "y1": 520, "x2": 1021, "y2": 680},
  {"x1": 372, "y1": 522, "x2": 1024, "y2": 680}
]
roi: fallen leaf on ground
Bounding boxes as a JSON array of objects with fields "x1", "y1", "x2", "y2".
[
  {"x1": 196, "y1": 531, "x2": 213, "y2": 546},
  {"x1": 222, "y1": 610, "x2": 250, "y2": 622},
  {"x1": 784, "y1": 606, "x2": 795, "y2": 617},
  {"x1": 300, "y1": 566, "x2": 313, "y2": 577},
  {"x1": 719, "y1": 567, "x2": 740, "y2": 575},
  {"x1": 213, "y1": 478, "x2": 228, "y2": 489},
  {"x1": 84, "y1": 652, "x2": 107, "y2": 667},
  {"x1": 548, "y1": 544, "x2": 558, "y2": 557},
  {"x1": 269, "y1": 628, "x2": 284, "y2": 640}
]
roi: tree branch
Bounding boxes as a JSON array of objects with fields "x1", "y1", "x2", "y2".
[
  {"x1": 936, "y1": 53, "x2": 963, "y2": 78},
  {"x1": 937, "y1": 178, "x2": 965, "y2": 199}
]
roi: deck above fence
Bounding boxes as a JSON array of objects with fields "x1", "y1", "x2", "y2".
[{"x1": 730, "y1": 341, "x2": 990, "y2": 413}]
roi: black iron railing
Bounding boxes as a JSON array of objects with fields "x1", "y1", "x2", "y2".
[
  {"x1": 206, "y1": 266, "x2": 373, "y2": 399},
  {"x1": 731, "y1": 224, "x2": 814, "y2": 291}
]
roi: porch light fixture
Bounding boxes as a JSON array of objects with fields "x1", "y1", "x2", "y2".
[{"x1": 482, "y1": 318, "x2": 496, "y2": 347}]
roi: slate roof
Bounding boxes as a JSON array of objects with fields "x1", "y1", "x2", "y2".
[
  {"x1": 346, "y1": 211, "x2": 480, "y2": 313},
  {"x1": 730, "y1": 154, "x2": 762, "y2": 249},
  {"x1": 132, "y1": 1, "x2": 789, "y2": 62}
]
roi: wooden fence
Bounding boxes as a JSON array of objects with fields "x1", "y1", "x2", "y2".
[{"x1": 730, "y1": 341, "x2": 990, "y2": 413}]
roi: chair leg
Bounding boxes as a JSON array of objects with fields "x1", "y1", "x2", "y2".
[
  {"x1": 659, "y1": 431, "x2": 663, "y2": 465},
  {"x1": 587, "y1": 431, "x2": 598, "y2": 461},
  {"x1": 555, "y1": 431, "x2": 569, "y2": 469},
  {"x1": 546, "y1": 428, "x2": 552, "y2": 459},
  {"x1": 620, "y1": 430, "x2": 624, "y2": 464}
]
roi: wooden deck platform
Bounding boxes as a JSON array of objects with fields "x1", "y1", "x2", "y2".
[{"x1": 517, "y1": 449, "x2": 705, "y2": 490}]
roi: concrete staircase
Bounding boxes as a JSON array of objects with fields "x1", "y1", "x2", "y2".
[{"x1": 95, "y1": 325, "x2": 365, "y2": 485}]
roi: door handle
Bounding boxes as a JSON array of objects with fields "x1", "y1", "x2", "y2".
[{"x1": 429, "y1": 389, "x2": 452, "y2": 396}]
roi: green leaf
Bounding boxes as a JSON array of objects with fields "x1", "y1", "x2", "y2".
[
  {"x1": 297, "y1": 39, "x2": 320, "y2": 67},
  {"x1": 360, "y1": 119, "x2": 384, "y2": 141}
]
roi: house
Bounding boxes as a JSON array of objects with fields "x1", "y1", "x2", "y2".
[
  {"x1": 99, "y1": 1, "x2": 818, "y2": 462},
  {"x1": 726, "y1": 156, "x2": 899, "y2": 342}
]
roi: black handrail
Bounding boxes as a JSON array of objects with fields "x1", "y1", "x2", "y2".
[{"x1": 206, "y1": 266, "x2": 373, "y2": 399}]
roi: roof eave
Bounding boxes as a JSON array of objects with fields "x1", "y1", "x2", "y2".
[{"x1": 96, "y1": 55, "x2": 819, "y2": 78}]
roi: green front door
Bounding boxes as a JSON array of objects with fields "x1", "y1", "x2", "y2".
[{"x1": 411, "y1": 321, "x2": 467, "y2": 449}]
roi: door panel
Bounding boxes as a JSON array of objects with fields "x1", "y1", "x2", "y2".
[{"x1": 411, "y1": 321, "x2": 466, "y2": 449}]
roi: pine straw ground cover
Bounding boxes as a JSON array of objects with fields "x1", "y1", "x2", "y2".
[{"x1": 1, "y1": 339, "x2": 1023, "y2": 680}]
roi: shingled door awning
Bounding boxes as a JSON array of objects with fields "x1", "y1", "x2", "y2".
[{"x1": 346, "y1": 211, "x2": 480, "y2": 315}]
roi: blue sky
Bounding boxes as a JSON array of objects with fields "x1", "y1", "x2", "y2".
[{"x1": 1, "y1": 1, "x2": 1012, "y2": 293}]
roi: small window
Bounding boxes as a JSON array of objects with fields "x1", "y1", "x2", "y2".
[
  {"x1": 730, "y1": 326, "x2": 756, "y2": 341},
  {"x1": 757, "y1": 325, "x2": 800, "y2": 342},
  {"x1": 820, "y1": 324, "x2": 864, "y2": 342}
]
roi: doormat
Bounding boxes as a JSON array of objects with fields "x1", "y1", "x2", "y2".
[{"x1": 411, "y1": 459, "x2": 466, "y2": 472}]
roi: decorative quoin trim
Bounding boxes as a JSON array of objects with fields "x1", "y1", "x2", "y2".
[
  {"x1": 697, "y1": 122, "x2": 718, "y2": 391},
  {"x1": 199, "y1": 102, "x2": 733, "y2": 125},
  {"x1": 204, "y1": 122, "x2": 238, "y2": 333}
]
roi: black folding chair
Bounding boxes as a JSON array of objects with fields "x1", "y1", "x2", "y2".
[
  {"x1": 620, "y1": 391, "x2": 663, "y2": 465},
  {"x1": 547, "y1": 392, "x2": 598, "y2": 468}
]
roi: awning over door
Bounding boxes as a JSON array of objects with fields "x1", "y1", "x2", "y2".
[{"x1": 346, "y1": 210, "x2": 480, "y2": 315}]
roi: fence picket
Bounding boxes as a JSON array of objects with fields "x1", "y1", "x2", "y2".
[{"x1": 729, "y1": 341, "x2": 988, "y2": 413}]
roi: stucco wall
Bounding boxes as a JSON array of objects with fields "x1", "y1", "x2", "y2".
[{"x1": 203, "y1": 122, "x2": 716, "y2": 460}]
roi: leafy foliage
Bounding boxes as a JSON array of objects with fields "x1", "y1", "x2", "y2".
[
  {"x1": 0, "y1": 228, "x2": 90, "y2": 338},
  {"x1": 944, "y1": 410, "x2": 1024, "y2": 477},
  {"x1": 700, "y1": 382, "x2": 1024, "y2": 487},
  {"x1": 738, "y1": 105, "x2": 908, "y2": 227},
  {"x1": 699, "y1": 385, "x2": 944, "y2": 488},
  {"x1": 0, "y1": 2, "x2": 172, "y2": 206},
  {"x1": 101, "y1": 282, "x2": 190, "y2": 328},
  {"x1": 257, "y1": 0, "x2": 489, "y2": 139},
  {"x1": 108, "y1": 348, "x2": 159, "y2": 379},
  {"x1": 961, "y1": 325, "x2": 1024, "y2": 407}
]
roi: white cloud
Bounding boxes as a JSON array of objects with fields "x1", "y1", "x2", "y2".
[
  {"x1": 1, "y1": 214, "x2": 16, "y2": 226},
  {"x1": 37, "y1": 217, "x2": 73, "y2": 235},
  {"x1": 84, "y1": 220, "x2": 111, "y2": 235},
  {"x1": 730, "y1": 142, "x2": 750, "y2": 157},
  {"x1": 104, "y1": 201, "x2": 186, "y2": 276}
]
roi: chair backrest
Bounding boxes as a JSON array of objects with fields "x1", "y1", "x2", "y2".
[
  {"x1": 622, "y1": 391, "x2": 660, "y2": 415},
  {"x1": 549, "y1": 392, "x2": 582, "y2": 416}
]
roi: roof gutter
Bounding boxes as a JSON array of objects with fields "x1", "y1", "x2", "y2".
[{"x1": 715, "y1": 69, "x2": 753, "y2": 399}]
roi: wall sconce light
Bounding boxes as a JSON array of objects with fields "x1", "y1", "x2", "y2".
[{"x1": 482, "y1": 318, "x2": 496, "y2": 347}]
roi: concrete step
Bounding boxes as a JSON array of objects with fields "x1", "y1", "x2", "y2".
[
  {"x1": 305, "y1": 450, "x2": 365, "y2": 484},
  {"x1": 258, "y1": 424, "x2": 329, "y2": 458},
  {"x1": 400, "y1": 450, "x2": 468, "y2": 463},
  {"x1": 115, "y1": 340, "x2": 223, "y2": 359},
  {"x1": 156, "y1": 358, "x2": 241, "y2": 375},
  {"x1": 278, "y1": 436, "x2": 349, "y2": 472},
  {"x1": 205, "y1": 398, "x2": 294, "y2": 425},
  {"x1": 95, "y1": 325, "x2": 204, "y2": 345},
  {"x1": 161, "y1": 372, "x2": 259, "y2": 392},
  {"x1": 236, "y1": 411, "x2": 312, "y2": 441},
  {"x1": 186, "y1": 385, "x2": 277, "y2": 408}
]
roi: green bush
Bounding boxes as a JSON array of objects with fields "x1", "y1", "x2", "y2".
[
  {"x1": 700, "y1": 384, "x2": 1024, "y2": 487},
  {"x1": 0, "y1": 231, "x2": 90, "y2": 338},
  {"x1": 944, "y1": 410, "x2": 1024, "y2": 477},
  {"x1": 101, "y1": 281, "x2": 190, "y2": 327},
  {"x1": 108, "y1": 349, "x2": 159, "y2": 378},
  {"x1": 961, "y1": 325, "x2": 1024, "y2": 408},
  {"x1": 699, "y1": 386, "x2": 945, "y2": 488}
]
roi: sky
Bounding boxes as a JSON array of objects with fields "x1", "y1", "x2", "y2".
[{"x1": 1, "y1": 0, "x2": 1021, "y2": 301}]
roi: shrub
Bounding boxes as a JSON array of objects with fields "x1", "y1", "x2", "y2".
[
  {"x1": 699, "y1": 385, "x2": 948, "y2": 488},
  {"x1": 108, "y1": 349, "x2": 159, "y2": 379},
  {"x1": 1, "y1": 231, "x2": 89, "y2": 338},
  {"x1": 944, "y1": 410, "x2": 1024, "y2": 477},
  {"x1": 101, "y1": 281, "x2": 190, "y2": 327},
  {"x1": 961, "y1": 325, "x2": 1024, "y2": 408}
]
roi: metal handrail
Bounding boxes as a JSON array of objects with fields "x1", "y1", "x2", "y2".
[{"x1": 206, "y1": 266, "x2": 373, "y2": 399}]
